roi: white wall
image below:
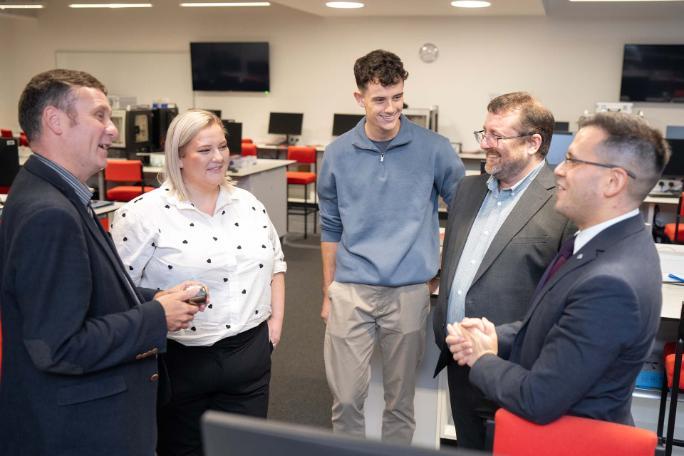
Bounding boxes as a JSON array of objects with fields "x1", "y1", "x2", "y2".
[
  {"x1": 3, "y1": 0, "x2": 684, "y2": 150},
  {"x1": 0, "y1": 15, "x2": 18, "y2": 130}
]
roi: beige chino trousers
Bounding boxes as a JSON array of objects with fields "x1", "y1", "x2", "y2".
[{"x1": 324, "y1": 281, "x2": 430, "y2": 444}]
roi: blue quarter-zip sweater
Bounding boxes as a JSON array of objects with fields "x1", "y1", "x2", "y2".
[{"x1": 318, "y1": 115, "x2": 465, "y2": 286}]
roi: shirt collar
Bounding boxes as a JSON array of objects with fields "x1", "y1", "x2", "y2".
[
  {"x1": 32, "y1": 153, "x2": 93, "y2": 207},
  {"x1": 161, "y1": 181, "x2": 237, "y2": 213},
  {"x1": 486, "y1": 159, "x2": 545, "y2": 196},
  {"x1": 573, "y1": 208, "x2": 640, "y2": 254}
]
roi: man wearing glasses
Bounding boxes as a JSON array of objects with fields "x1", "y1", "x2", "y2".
[
  {"x1": 433, "y1": 92, "x2": 573, "y2": 450},
  {"x1": 447, "y1": 112, "x2": 669, "y2": 429}
]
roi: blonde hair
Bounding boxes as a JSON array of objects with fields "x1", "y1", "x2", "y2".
[{"x1": 163, "y1": 109, "x2": 233, "y2": 200}]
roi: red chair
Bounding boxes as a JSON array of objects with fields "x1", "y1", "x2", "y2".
[
  {"x1": 664, "y1": 193, "x2": 684, "y2": 243},
  {"x1": 241, "y1": 138, "x2": 254, "y2": 144},
  {"x1": 657, "y1": 302, "x2": 684, "y2": 455},
  {"x1": 241, "y1": 143, "x2": 257, "y2": 157},
  {"x1": 286, "y1": 146, "x2": 317, "y2": 238},
  {"x1": 19, "y1": 132, "x2": 29, "y2": 147},
  {"x1": 493, "y1": 408, "x2": 657, "y2": 456},
  {"x1": 0, "y1": 129, "x2": 13, "y2": 138},
  {"x1": 104, "y1": 159, "x2": 155, "y2": 202}
]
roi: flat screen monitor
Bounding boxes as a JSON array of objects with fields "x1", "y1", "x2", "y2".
[
  {"x1": 268, "y1": 112, "x2": 303, "y2": 136},
  {"x1": 190, "y1": 42, "x2": 270, "y2": 92},
  {"x1": 222, "y1": 121, "x2": 243, "y2": 156},
  {"x1": 332, "y1": 113, "x2": 364, "y2": 136},
  {"x1": 666, "y1": 126, "x2": 684, "y2": 140},
  {"x1": 546, "y1": 132, "x2": 574, "y2": 166},
  {"x1": 620, "y1": 44, "x2": 684, "y2": 103},
  {"x1": 663, "y1": 139, "x2": 684, "y2": 177},
  {"x1": 0, "y1": 137, "x2": 20, "y2": 188},
  {"x1": 553, "y1": 121, "x2": 570, "y2": 132},
  {"x1": 202, "y1": 411, "x2": 468, "y2": 456}
]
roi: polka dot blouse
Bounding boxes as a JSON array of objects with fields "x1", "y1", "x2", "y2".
[{"x1": 111, "y1": 184, "x2": 287, "y2": 346}]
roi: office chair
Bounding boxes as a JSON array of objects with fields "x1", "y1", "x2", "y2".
[
  {"x1": 19, "y1": 132, "x2": 29, "y2": 147},
  {"x1": 657, "y1": 302, "x2": 684, "y2": 456},
  {"x1": 664, "y1": 193, "x2": 684, "y2": 243},
  {"x1": 0, "y1": 129, "x2": 12, "y2": 139},
  {"x1": 241, "y1": 138, "x2": 253, "y2": 144},
  {"x1": 286, "y1": 146, "x2": 317, "y2": 239},
  {"x1": 493, "y1": 408, "x2": 657, "y2": 456},
  {"x1": 104, "y1": 159, "x2": 155, "y2": 202},
  {"x1": 241, "y1": 142, "x2": 257, "y2": 157}
]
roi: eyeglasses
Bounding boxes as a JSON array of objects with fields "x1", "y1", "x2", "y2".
[
  {"x1": 473, "y1": 129, "x2": 535, "y2": 146},
  {"x1": 562, "y1": 153, "x2": 637, "y2": 179}
]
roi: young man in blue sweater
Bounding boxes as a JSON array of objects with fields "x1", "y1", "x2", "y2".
[{"x1": 318, "y1": 49, "x2": 464, "y2": 444}]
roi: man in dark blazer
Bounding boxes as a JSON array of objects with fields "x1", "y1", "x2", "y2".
[
  {"x1": 0, "y1": 69, "x2": 203, "y2": 455},
  {"x1": 433, "y1": 92, "x2": 572, "y2": 449},
  {"x1": 447, "y1": 112, "x2": 669, "y2": 427}
]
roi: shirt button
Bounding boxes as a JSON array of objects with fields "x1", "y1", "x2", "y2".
[
  {"x1": 497, "y1": 202, "x2": 502, "y2": 206},
  {"x1": 484, "y1": 231, "x2": 489, "y2": 235},
  {"x1": 150, "y1": 373, "x2": 159, "y2": 382},
  {"x1": 457, "y1": 290, "x2": 463, "y2": 296},
  {"x1": 470, "y1": 260, "x2": 476, "y2": 264}
]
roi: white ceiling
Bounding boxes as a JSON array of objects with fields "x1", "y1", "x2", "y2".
[{"x1": 1, "y1": 0, "x2": 683, "y2": 19}]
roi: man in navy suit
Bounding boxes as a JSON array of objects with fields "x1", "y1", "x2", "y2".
[
  {"x1": 447, "y1": 112, "x2": 669, "y2": 426},
  {"x1": 0, "y1": 69, "x2": 203, "y2": 455}
]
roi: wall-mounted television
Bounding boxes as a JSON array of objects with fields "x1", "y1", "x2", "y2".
[
  {"x1": 620, "y1": 44, "x2": 684, "y2": 103},
  {"x1": 190, "y1": 42, "x2": 270, "y2": 92}
]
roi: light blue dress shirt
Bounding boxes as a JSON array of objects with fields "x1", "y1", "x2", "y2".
[{"x1": 446, "y1": 160, "x2": 545, "y2": 325}]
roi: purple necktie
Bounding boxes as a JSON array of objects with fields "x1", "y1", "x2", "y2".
[{"x1": 536, "y1": 236, "x2": 576, "y2": 292}]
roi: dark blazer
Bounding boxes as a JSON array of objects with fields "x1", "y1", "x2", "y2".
[
  {"x1": 433, "y1": 165, "x2": 572, "y2": 375},
  {"x1": 470, "y1": 215, "x2": 662, "y2": 425},
  {"x1": 0, "y1": 156, "x2": 168, "y2": 455}
]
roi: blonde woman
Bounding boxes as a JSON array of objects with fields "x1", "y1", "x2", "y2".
[{"x1": 111, "y1": 109, "x2": 285, "y2": 456}]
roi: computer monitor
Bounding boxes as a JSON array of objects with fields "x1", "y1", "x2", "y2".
[
  {"x1": 666, "y1": 126, "x2": 684, "y2": 140},
  {"x1": 332, "y1": 113, "x2": 364, "y2": 136},
  {"x1": 202, "y1": 411, "x2": 468, "y2": 456},
  {"x1": 268, "y1": 112, "x2": 303, "y2": 145},
  {"x1": 222, "y1": 120, "x2": 243, "y2": 155},
  {"x1": 546, "y1": 132, "x2": 574, "y2": 167},
  {"x1": 0, "y1": 137, "x2": 20, "y2": 188},
  {"x1": 205, "y1": 109, "x2": 222, "y2": 119},
  {"x1": 151, "y1": 106, "x2": 179, "y2": 151},
  {"x1": 553, "y1": 121, "x2": 570, "y2": 133},
  {"x1": 662, "y1": 139, "x2": 684, "y2": 178}
]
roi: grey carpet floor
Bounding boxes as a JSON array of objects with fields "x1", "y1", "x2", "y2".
[{"x1": 267, "y1": 232, "x2": 333, "y2": 429}]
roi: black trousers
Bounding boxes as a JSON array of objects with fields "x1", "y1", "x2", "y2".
[
  {"x1": 446, "y1": 359, "x2": 498, "y2": 451},
  {"x1": 157, "y1": 321, "x2": 272, "y2": 456}
]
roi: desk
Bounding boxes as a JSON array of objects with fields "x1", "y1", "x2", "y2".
[{"x1": 144, "y1": 159, "x2": 294, "y2": 236}]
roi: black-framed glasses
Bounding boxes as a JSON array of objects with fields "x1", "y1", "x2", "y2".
[
  {"x1": 562, "y1": 153, "x2": 637, "y2": 179},
  {"x1": 473, "y1": 129, "x2": 535, "y2": 146}
]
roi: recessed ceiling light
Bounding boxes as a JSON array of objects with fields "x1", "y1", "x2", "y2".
[
  {"x1": 450, "y1": 1, "x2": 491, "y2": 8},
  {"x1": 0, "y1": 3, "x2": 44, "y2": 8},
  {"x1": 325, "y1": 2, "x2": 365, "y2": 9},
  {"x1": 69, "y1": 3, "x2": 153, "y2": 8},
  {"x1": 180, "y1": 2, "x2": 270, "y2": 6}
]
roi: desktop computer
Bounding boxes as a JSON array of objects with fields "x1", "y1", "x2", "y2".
[
  {"x1": 268, "y1": 112, "x2": 303, "y2": 145},
  {"x1": 222, "y1": 120, "x2": 243, "y2": 156},
  {"x1": 0, "y1": 137, "x2": 20, "y2": 190},
  {"x1": 653, "y1": 138, "x2": 684, "y2": 194},
  {"x1": 110, "y1": 108, "x2": 154, "y2": 159},
  {"x1": 151, "y1": 105, "x2": 179, "y2": 151}
]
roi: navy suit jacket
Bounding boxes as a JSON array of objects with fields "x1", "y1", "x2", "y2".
[
  {"x1": 469, "y1": 215, "x2": 662, "y2": 425},
  {"x1": 0, "y1": 156, "x2": 168, "y2": 455}
]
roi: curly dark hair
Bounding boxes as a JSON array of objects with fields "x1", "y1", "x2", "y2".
[
  {"x1": 354, "y1": 49, "x2": 408, "y2": 90},
  {"x1": 19, "y1": 69, "x2": 107, "y2": 143}
]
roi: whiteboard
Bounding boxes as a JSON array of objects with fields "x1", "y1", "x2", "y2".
[{"x1": 55, "y1": 50, "x2": 195, "y2": 111}]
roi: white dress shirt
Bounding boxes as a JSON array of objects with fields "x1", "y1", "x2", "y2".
[
  {"x1": 573, "y1": 209, "x2": 641, "y2": 254},
  {"x1": 111, "y1": 184, "x2": 286, "y2": 346}
]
